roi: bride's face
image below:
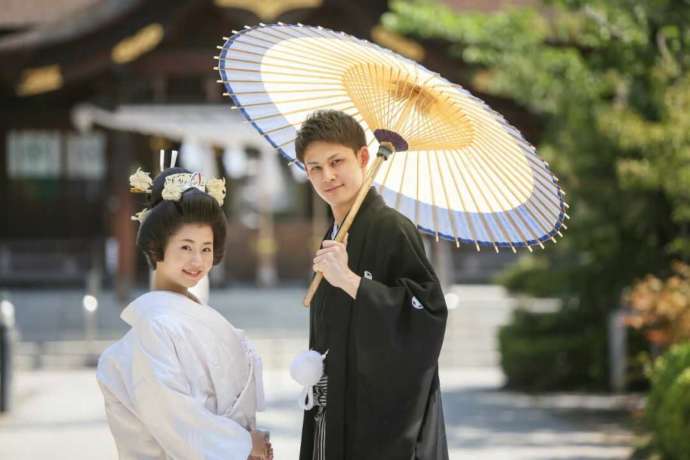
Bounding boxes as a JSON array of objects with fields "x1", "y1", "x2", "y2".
[{"x1": 156, "y1": 223, "x2": 214, "y2": 289}]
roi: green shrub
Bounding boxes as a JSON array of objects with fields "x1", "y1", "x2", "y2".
[
  {"x1": 498, "y1": 308, "x2": 607, "y2": 391},
  {"x1": 646, "y1": 342, "x2": 690, "y2": 459}
]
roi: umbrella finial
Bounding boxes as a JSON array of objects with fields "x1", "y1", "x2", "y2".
[{"x1": 374, "y1": 129, "x2": 408, "y2": 152}]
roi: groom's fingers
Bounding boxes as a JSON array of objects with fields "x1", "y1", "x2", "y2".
[{"x1": 315, "y1": 246, "x2": 340, "y2": 257}]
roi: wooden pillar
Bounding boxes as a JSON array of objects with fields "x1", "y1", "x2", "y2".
[
  {"x1": 256, "y1": 148, "x2": 277, "y2": 287},
  {"x1": 111, "y1": 132, "x2": 136, "y2": 302},
  {"x1": 432, "y1": 238, "x2": 454, "y2": 290}
]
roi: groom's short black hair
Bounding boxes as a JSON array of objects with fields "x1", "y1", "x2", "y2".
[{"x1": 295, "y1": 110, "x2": 366, "y2": 164}]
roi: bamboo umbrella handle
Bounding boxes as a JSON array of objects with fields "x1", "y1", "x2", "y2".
[{"x1": 303, "y1": 146, "x2": 392, "y2": 307}]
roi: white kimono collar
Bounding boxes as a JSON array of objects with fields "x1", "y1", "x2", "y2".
[
  {"x1": 121, "y1": 291, "x2": 227, "y2": 336},
  {"x1": 121, "y1": 290, "x2": 266, "y2": 413}
]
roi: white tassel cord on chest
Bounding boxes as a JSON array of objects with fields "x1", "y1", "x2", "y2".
[{"x1": 289, "y1": 350, "x2": 327, "y2": 410}]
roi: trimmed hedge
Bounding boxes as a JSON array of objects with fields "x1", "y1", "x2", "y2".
[
  {"x1": 498, "y1": 308, "x2": 607, "y2": 392},
  {"x1": 646, "y1": 342, "x2": 690, "y2": 460}
]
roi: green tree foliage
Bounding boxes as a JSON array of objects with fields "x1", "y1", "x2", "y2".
[
  {"x1": 645, "y1": 342, "x2": 690, "y2": 459},
  {"x1": 384, "y1": 0, "x2": 690, "y2": 313}
]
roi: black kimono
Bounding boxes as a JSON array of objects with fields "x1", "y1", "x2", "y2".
[{"x1": 300, "y1": 188, "x2": 449, "y2": 460}]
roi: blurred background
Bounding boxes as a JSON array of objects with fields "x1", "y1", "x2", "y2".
[{"x1": 1, "y1": 0, "x2": 689, "y2": 458}]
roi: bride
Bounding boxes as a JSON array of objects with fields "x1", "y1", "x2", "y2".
[{"x1": 97, "y1": 159, "x2": 272, "y2": 460}]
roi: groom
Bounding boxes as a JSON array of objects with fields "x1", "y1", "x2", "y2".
[{"x1": 297, "y1": 110, "x2": 449, "y2": 460}]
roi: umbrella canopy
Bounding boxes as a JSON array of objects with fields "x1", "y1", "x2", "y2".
[{"x1": 216, "y1": 23, "x2": 568, "y2": 252}]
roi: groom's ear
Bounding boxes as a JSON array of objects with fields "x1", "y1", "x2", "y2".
[{"x1": 356, "y1": 146, "x2": 369, "y2": 169}]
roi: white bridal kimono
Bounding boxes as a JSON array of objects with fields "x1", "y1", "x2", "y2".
[{"x1": 96, "y1": 291, "x2": 265, "y2": 460}]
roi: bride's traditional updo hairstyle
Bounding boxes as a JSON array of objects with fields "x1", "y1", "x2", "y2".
[{"x1": 132, "y1": 166, "x2": 227, "y2": 269}]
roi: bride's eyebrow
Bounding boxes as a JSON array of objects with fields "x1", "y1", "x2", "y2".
[{"x1": 180, "y1": 238, "x2": 213, "y2": 245}]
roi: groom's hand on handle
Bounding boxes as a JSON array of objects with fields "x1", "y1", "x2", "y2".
[{"x1": 313, "y1": 234, "x2": 361, "y2": 299}]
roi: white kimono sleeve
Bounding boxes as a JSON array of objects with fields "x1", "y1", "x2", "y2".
[{"x1": 130, "y1": 319, "x2": 252, "y2": 460}]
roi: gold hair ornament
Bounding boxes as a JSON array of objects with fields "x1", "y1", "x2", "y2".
[{"x1": 129, "y1": 150, "x2": 227, "y2": 224}]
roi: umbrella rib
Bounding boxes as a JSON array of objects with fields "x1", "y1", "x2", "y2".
[
  {"x1": 453, "y1": 147, "x2": 511, "y2": 248},
  {"x1": 390, "y1": 71, "x2": 431, "y2": 135},
  {"x1": 235, "y1": 93, "x2": 349, "y2": 109},
  {"x1": 444, "y1": 102, "x2": 561, "y2": 211},
  {"x1": 312, "y1": 25, "x2": 405, "y2": 73},
  {"x1": 465, "y1": 138, "x2": 559, "y2": 235},
  {"x1": 369, "y1": 63, "x2": 396, "y2": 130},
  {"x1": 409, "y1": 80, "x2": 463, "y2": 145},
  {"x1": 474, "y1": 119, "x2": 553, "y2": 183},
  {"x1": 226, "y1": 31, "x2": 354, "y2": 70},
  {"x1": 224, "y1": 45, "x2": 347, "y2": 73},
  {"x1": 353, "y1": 62, "x2": 380, "y2": 133},
  {"x1": 448, "y1": 96, "x2": 557, "y2": 186},
  {"x1": 273, "y1": 112, "x2": 370, "y2": 149},
  {"x1": 442, "y1": 150, "x2": 480, "y2": 249},
  {"x1": 466, "y1": 143, "x2": 534, "y2": 236},
  {"x1": 433, "y1": 150, "x2": 461, "y2": 246},
  {"x1": 370, "y1": 62, "x2": 386, "y2": 129},
  {"x1": 222, "y1": 63, "x2": 342, "y2": 79},
  {"x1": 448, "y1": 148, "x2": 499, "y2": 248},
  {"x1": 395, "y1": 148, "x2": 410, "y2": 212},
  {"x1": 252, "y1": 100, "x2": 355, "y2": 126},
  {"x1": 228, "y1": 88, "x2": 344, "y2": 96},
  {"x1": 415, "y1": 152, "x2": 421, "y2": 226},
  {"x1": 253, "y1": 27, "x2": 391, "y2": 75},
  {"x1": 228, "y1": 32, "x2": 352, "y2": 70},
  {"x1": 223, "y1": 67, "x2": 338, "y2": 80},
  {"x1": 465, "y1": 146, "x2": 534, "y2": 246},
  {"x1": 425, "y1": 149, "x2": 439, "y2": 240},
  {"x1": 384, "y1": 65, "x2": 397, "y2": 129},
  {"x1": 231, "y1": 36, "x2": 354, "y2": 72},
  {"x1": 474, "y1": 141, "x2": 561, "y2": 237},
  {"x1": 470, "y1": 145, "x2": 553, "y2": 240},
  {"x1": 474, "y1": 130, "x2": 562, "y2": 216},
  {"x1": 221, "y1": 79, "x2": 342, "y2": 86},
  {"x1": 219, "y1": 55, "x2": 345, "y2": 76},
  {"x1": 436, "y1": 88, "x2": 536, "y2": 167},
  {"x1": 393, "y1": 68, "x2": 427, "y2": 134}
]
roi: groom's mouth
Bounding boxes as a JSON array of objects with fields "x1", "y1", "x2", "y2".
[{"x1": 324, "y1": 184, "x2": 343, "y2": 193}]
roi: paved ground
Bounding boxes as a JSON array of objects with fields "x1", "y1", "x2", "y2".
[
  {"x1": 0, "y1": 368, "x2": 635, "y2": 460},
  {"x1": 0, "y1": 286, "x2": 636, "y2": 459}
]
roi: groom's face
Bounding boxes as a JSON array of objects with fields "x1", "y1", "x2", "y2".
[{"x1": 303, "y1": 141, "x2": 369, "y2": 210}]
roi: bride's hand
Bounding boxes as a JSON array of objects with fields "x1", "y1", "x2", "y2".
[{"x1": 249, "y1": 430, "x2": 270, "y2": 459}]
